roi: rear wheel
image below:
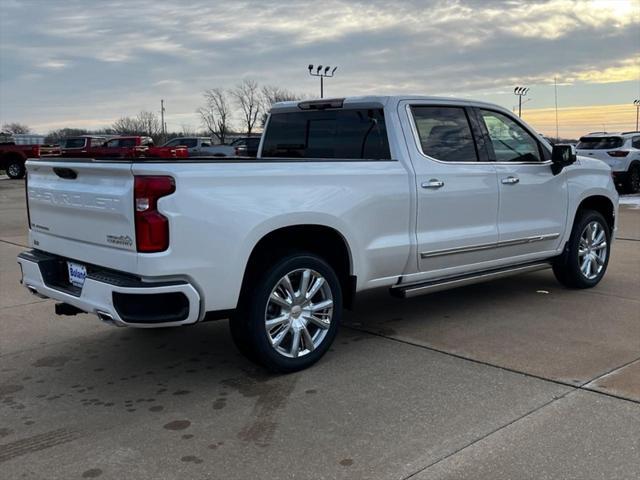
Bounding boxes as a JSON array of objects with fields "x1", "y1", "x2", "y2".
[
  {"x1": 623, "y1": 164, "x2": 640, "y2": 194},
  {"x1": 229, "y1": 253, "x2": 342, "y2": 372},
  {"x1": 5, "y1": 159, "x2": 25, "y2": 179},
  {"x1": 553, "y1": 210, "x2": 610, "y2": 289}
]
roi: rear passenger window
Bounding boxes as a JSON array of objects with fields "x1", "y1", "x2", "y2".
[
  {"x1": 411, "y1": 106, "x2": 478, "y2": 162},
  {"x1": 261, "y1": 109, "x2": 391, "y2": 160},
  {"x1": 632, "y1": 136, "x2": 640, "y2": 149}
]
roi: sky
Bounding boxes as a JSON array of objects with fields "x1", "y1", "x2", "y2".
[{"x1": 0, "y1": 0, "x2": 639, "y2": 139}]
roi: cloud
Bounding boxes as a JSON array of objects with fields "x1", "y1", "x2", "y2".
[
  {"x1": 523, "y1": 103, "x2": 639, "y2": 138},
  {"x1": 0, "y1": 0, "x2": 638, "y2": 131}
]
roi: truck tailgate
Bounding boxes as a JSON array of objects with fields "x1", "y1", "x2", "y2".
[{"x1": 27, "y1": 160, "x2": 137, "y2": 266}]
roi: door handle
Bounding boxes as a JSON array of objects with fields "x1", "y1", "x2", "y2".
[
  {"x1": 422, "y1": 179, "x2": 445, "y2": 189},
  {"x1": 501, "y1": 176, "x2": 520, "y2": 185}
]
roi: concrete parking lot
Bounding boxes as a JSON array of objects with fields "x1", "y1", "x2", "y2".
[{"x1": 1, "y1": 176, "x2": 638, "y2": 480}]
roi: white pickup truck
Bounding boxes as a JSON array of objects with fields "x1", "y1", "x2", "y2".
[
  {"x1": 161, "y1": 137, "x2": 237, "y2": 157},
  {"x1": 18, "y1": 96, "x2": 618, "y2": 372}
]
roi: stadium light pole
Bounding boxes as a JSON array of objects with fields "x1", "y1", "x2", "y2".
[
  {"x1": 308, "y1": 64, "x2": 338, "y2": 98},
  {"x1": 514, "y1": 86, "x2": 529, "y2": 118},
  {"x1": 634, "y1": 99, "x2": 640, "y2": 131}
]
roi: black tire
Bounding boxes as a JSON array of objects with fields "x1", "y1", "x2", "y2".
[
  {"x1": 553, "y1": 209, "x2": 611, "y2": 289},
  {"x1": 229, "y1": 252, "x2": 342, "y2": 373},
  {"x1": 5, "y1": 159, "x2": 25, "y2": 179},
  {"x1": 623, "y1": 164, "x2": 640, "y2": 194}
]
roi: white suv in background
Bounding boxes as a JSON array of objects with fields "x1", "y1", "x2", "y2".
[{"x1": 576, "y1": 132, "x2": 640, "y2": 194}]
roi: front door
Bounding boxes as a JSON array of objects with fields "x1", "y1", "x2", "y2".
[
  {"x1": 400, "y1": 102, "x2": 500, "y2": 278},
  {"x1": 477, "y1": 108, "x2": 568, "y2": 259}
]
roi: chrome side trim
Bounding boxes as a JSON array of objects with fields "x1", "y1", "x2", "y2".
[
  {"x1": 391, "y1": 262, "x2": 552, "y2": 298},
  {"x1": 420, "y1": 233, "x2": 560, "y2": 259}
]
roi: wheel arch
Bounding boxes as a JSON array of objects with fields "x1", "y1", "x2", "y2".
[
  {"x1": 575, "y1": 195, "x2": 616, "y2": 233},
  {"x1": 239, "y1": 224, "x2": 357, "y2": 309},
  {"x1": 0, "y1": 151, "x2": 26, "y2": 166}
]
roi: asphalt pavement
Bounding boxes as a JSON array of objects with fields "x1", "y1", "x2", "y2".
[{"x1": 1, "y1": 177, "x2": 638, "y2": 480}]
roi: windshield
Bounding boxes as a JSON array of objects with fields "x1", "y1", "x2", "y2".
[{"x1": 577, "y1": 137, "x2": 623, "y2": 150}]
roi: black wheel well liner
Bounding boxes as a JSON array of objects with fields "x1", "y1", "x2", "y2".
[
  {"x1": 0, "y1": 152, "x2": 26, "y2": 166},
  {"x1": 240, "y1": 224, "x2": 356, "y2": 309},
  {"x1": 576, "y1": 195, "x2": 615, "y2": 232}
]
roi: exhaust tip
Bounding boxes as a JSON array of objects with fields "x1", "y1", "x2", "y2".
[
  {"x1": 96, "y1": 310, "x2": 119, "y2": 326},
  {"x1": 26, "y1": 285, "x2": 48, "y2": 299}
]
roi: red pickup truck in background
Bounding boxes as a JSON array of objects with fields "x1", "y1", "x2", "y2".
[
  {"x1": 0, "y1": 142, "x2": 60, "y2": 179},
  {"x1": 61, "y1": 136, "x2": 188, "y2": 159}
]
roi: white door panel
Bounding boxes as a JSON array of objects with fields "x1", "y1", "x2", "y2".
[
  {"x1": 399, "y1": 102, "x2": 501, "y2": 274},
  {"x1": 496, "y1": 164, "x2": 568, "y2": 255}
]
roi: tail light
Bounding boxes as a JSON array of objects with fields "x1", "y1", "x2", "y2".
[
  {"x1": 134, "y1": 176, "x2": 175, "y2": 252},
  {"x1": 607, "y1": 150, "x2": 629, "y2": 157}
]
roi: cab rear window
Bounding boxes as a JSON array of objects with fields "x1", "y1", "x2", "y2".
[
  {"x1": 64, "y1": 138, "x2": 86, "y2": 149},
  {"x1": 577, "y1": 137, "x2": 623, "y2": 150},
  {"x1": 261, "y1": 109, "x2": 391, "y2": 160}
]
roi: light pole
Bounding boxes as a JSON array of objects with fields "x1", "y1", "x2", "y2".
[
  {"x1": 160, "y1": 99, "x2": 166, "y2": 141},
  {"x1": 514, "y1": 86, "x2": 529, "y2": 118},
  {"x1": 308, "y1": 64, "x2": 337, "y2": 98},
  {"x1": 634, "y1": 99, "x2": 640, "y2": 131}
]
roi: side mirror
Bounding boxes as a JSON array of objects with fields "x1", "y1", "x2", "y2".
[{"x1": 551, "y1": 144, "x2": 576, "y2": 175}]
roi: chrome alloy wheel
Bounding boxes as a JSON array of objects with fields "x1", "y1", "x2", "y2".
[
  {"x1": 578, "y1": 221, "x2": 607, "y2": 280},
  {"x1": 265, "y1": 268, "x2": 334, "y2": 358}
]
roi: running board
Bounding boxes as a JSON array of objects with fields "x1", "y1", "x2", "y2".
[{"x1": 390, "y1": 262, "x2": 552, "y2": 299}]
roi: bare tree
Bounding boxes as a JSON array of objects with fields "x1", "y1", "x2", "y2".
[
  {"x1": 45, "y1": 127, "x2": 90, "y2": 145},
  {"x1": 112, "y1": 116, "x2": 140, "y2": 135},
  {"x1": 260, "y1": 85, "x2": 304, "y2": 126},
  {"x1": 136, "y1": 110, "x2": 161, "y2": 139},
  {"x1": 2, "y1": 122, "x2": 31, "y2": 134},
  {"x1": 233, "y1": 79, "x2": 261, "y2": 136},
  {"x1": 198, "y1": 88, "x2": 233, "y2": 144},
  {"x1": 180, "y1": 124, "x2": 196, "y2": 136}
]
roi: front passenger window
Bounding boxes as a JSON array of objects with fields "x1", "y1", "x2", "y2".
[{"x1": 480, "y1": 110, "x2": 541, "y2": 162}]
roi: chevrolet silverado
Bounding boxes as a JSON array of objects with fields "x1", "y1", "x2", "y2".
[{"x1": 18, "y1": 96, "x2": 618, "y2": 372}]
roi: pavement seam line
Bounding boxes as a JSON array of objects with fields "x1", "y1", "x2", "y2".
[
  {"x1": 0, "y1": 238, "x2": 28, "y2": 248},
  {"x1": 343, "y1": 325, "x2": 640, "y2": 406},
  {"x1": 0, "y1": 299, "x2": 49, "y2": 311},
  {"x1": 400, "y1": 389, "x2": 575, "y2": 480},
  {"x1": 582, "y1": 355, "x2": 640, "y2": 386}
]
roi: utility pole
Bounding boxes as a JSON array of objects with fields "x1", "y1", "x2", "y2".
[
  {"x1": 308, "y1": 65, "x2": 338, "y2": 98},
  {"x1": 634, "y1": 99, "x2": 640, "y2": 131},
  {"x1": 514, "y1": 86, "x2": 529, "y2": 118},
  {"x1": 554, "y1": 77, "x2": 559, "y2": 142},
  {"x1": 160, "y1": 99, "x2": 166, "y2": 140}
]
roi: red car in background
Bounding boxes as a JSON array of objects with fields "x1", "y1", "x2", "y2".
[
  {"x1": 1, "y1": 142, "x2": 60, "y2": 179},
  {"x1": 61, "y1": 136, "x2": 188, "y2": 159}
]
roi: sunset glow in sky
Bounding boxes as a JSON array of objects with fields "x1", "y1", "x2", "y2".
[{"x1": 1, "y1": 0, "x2": 639, "y2": 139}]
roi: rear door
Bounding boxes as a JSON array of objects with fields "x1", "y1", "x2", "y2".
[
  {"x1": 476, "y1": 108, "x2": 567, "y2": 258},
  {"x1": 399, "y1": 102, "x2": 500, "y2": 276}
]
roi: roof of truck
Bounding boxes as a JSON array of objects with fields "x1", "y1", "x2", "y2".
[{"x1": 270, "y1": 95, "x2": 510, "y2": 113}]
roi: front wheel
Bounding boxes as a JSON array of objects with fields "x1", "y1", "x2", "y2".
[
  {"x1": 230, "y1": 253, "x2": 342, "y2": 373},
  {"x1": 5, "y1": 159, "x2": 25, "y2": 179},
  {"x1": 553, "y1": 210, "x2": 611, "y2": 288}
]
